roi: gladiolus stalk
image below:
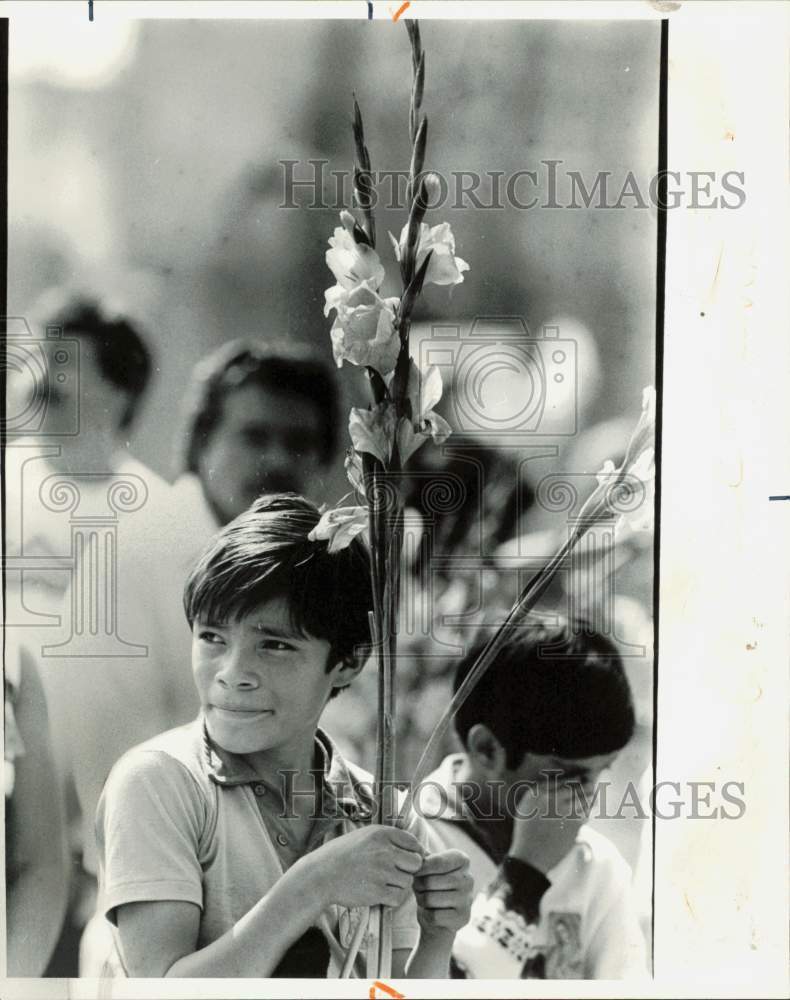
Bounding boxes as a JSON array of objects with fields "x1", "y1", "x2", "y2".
[{"x1": 397, "y1": 392, "x2": 656, "y2": 823}]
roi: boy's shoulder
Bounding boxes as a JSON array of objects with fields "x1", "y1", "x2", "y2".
[
  {"x1": 105, "y1": 719, "x2": 211, "y2": 799},
  {"x1": 550, "y1": 824, "x2": 633, "y2": 891}
]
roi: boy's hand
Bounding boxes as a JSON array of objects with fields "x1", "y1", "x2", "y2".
[
  {"x1": 510, "y1": 776, "x2": 588, "y2": 874},
  {"x1": 413, "y1": 849, "x2": 473, "y2": 939},
  {"x1": 307, "y1": 825, "x2": 425, "y2": 911}
]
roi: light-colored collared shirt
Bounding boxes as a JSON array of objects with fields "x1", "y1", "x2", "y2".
[
  {"x1": 4, "y1": 444, "x2": 199, "y2": 874},
  {"x1": 96, "y1": 719, "x2": 441, "y2": 977}
]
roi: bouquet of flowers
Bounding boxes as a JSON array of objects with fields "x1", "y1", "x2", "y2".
[{"x1": 310, "y1": 20, "x2": 656, "y2": 979}]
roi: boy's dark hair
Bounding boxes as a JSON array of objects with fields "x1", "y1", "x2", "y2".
[
  {"x1": 41, "y1": 294, "x2": 153, "y2": 431},
  {"x1": 183, "y1": 493, "x2": 372, "y2": 697},
  {"x1": 181, "y1": 339, "x2": 339, "y2": 474},
  {"x1": 453, "y1": 619, "x2": 635, "y2": 768}
]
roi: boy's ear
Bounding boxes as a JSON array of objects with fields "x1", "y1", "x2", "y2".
[
  {"x1": 327, "y1": 653, "x2": 366, "y2": 692},
  {"x1": 466, "y1": 723, "x2": 508, "y2": 778}
]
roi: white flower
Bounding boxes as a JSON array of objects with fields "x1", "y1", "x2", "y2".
[
  {"x1": 325, "y1": 212, "x2": 385, "y2": 292},
  {"x1": 595, "y1": 459, "x2": 618, "y2": 489},
  {"x1": 328, "y1": 281, "x2": 401, "y2": 376},
  {"x1": 618, "y1": 446, "x2": 655, "y2": 535},
  {"x1": 395, "y1": 361, "x2": 452, "y2": 462},
  {"x1": 593, "y1": 445, "x2": 655, "y2": 537},
  {"x1": 623, "y1": 385, "x2": 656, "y2": 469},
  {"x1": 390, "y1": 221, "x2": 469, "y2": 287},
  {"x1": 349, "y1": 402, "x2": 398, "y2": 465},
  {"x1": 308, "y1": 505, "x2": 369, "y2": 554},
  {"x1": 344, "y1": 449, "x2": 366, "y2": 497}
]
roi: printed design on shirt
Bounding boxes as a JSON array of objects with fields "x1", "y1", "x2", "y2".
[
  {"x1": 454, "y1": 891, "x2": 544, "y2": 974},
  {"x1": 543, "y1": 911, "x2": 584, "y2": 979},
  {"x1": 452, "y1": 893, "x2": 585, "y2": 979}
]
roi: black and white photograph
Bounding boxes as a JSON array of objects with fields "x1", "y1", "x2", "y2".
[{"x1": 1, "y1": 2, "x2": 787, "y2": 997}]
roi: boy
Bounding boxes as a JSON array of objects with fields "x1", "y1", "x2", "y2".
[
  {"x1": 420, "y1": 621, "x2": 647, "y2": 980},
  {"x1": 94, "y1": 494, "x2": 472, "y2": 978}
]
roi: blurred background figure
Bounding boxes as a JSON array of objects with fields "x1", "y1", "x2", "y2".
[
  {"x1": 4, "y1": 643, "x2": 69, "y2": 976},
  {"x1": 4, "y1": 292, "x2": 198, "y2": 974},
  {"x1": 175, "y1": 339, "x2": 340, "y2": 530}
]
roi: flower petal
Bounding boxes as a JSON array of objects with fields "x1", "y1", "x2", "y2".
[
  {"x1": 423, "y1": 410, "x2": 452, "y2": 446},
  {"x1": 308, "y1": 505, "x2": 369, "y2": 554},
  {"x1": 397, "y1": 417, "x2": 426, "y2": 463},
  {"x1": 349, "y1": 403, "x2": 396, "y2": 465},
  {"x1": 595, "y1": 459, "x2": 617, "y2": 488},
  {"x1": 419, "y1": 365, "x2": 444, "y2": 417},
  {"x1": 623, "y1": 385, "x2": 656, "y2": 469},
  {"x1": 345, "y1": 449, "x2": 366, "y2": 497},
  {"x1": 330, "y1": 282, "x2": 400, "y2": 375},
  {"x1": 413, "y1": 222, "x2": 470, "y2": 287},
  {"x1": 326, "y1": 224, "x2": 385, "y2": 291}
]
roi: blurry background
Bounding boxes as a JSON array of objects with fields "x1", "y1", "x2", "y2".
[
  {"x1": 9, "y1": 14, "x2": 659, "y2": 963},
  {"x1": 9, "y1": 17, "x2": 658, "y2": 482}
]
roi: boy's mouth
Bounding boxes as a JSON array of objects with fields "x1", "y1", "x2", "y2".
[{"x1": 210, "y1": 706, "x2": 274, "y2": 722}]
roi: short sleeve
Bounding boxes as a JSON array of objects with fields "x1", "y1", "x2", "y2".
[{"x1": 96, "y1": 749, "x2": 207, "y2": 924}]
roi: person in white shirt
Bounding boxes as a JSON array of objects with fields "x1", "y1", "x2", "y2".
[
  {"x1": 419, "y1": 619, "x2": 648, "y2": 980},
  {"x1": 4, "y1": 292, "x2": 198, "y2": 969}
]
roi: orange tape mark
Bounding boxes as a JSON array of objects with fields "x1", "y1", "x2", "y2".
[
  {"x1": 369, "y1": 980, "x2": 406, "y2": 999},
  {"x1": 392, "y1": 1, "x2": 410, "y2": 21}
]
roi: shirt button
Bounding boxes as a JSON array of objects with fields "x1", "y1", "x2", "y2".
[
  {"x1": 253, "y1": 784, "x2": 266, "y2": 797},
  {"x1": 276, "y1": 833, "x2": 289, "y2": 847}
]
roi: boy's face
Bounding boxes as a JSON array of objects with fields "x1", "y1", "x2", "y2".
[
  {"x1": 192, "y1": 596, "x2": 343, "y2": 760},
  {"x1": 508, "y1": 750, "x2": 618, "y2": 802}
]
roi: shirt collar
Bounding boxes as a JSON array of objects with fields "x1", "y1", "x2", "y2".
[
  {"x1": 420, "y1": 753, "x2": 472, "y2": 822},
  {"x1": 201, "y1": 720, "x2": 370, "y2": 820}
]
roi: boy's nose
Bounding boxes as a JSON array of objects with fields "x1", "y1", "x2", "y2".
[{"x1": 216, "y1": 651, "x2": 259, "y2": 689}]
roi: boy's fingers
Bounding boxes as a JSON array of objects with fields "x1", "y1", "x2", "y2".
[
  {"x1": 393, "y1": 848, "x2": 425, "y2": 874},
  {"x1": 414, "y1": 870, "x2": 469, "y2": 893},
  {"x1": 418, "y1": 849, "x2": 469, "y2": 876},
  {"x1": 385, "y1": 870, "x2": 414, "y2": 890},
  {"x1": 414, "y1": 889, "x2": 462, "y2": 910},
  {"x1": 385, "y1": 828, "x2": 426, "y2": 854}
]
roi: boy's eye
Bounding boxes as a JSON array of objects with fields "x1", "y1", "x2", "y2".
[
  {"x1": 260, "y1": 639, "x2": 295, "y2": 653},
  {"x1": 198, "y1": 630, "x2": 225, "y2": 644}
]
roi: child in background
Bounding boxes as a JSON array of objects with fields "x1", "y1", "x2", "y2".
[
  {"x1": 421, "y1": 620, "x2": 647, "y2": 980},
  {"x1": 94, "y1": 494, "x2": 472, "y2": 978}
]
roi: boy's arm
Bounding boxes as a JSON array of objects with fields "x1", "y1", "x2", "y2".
[
  {"x1": 399, "y1": 849, "x2": 474, "y2": 978},
  {"x1": 115, "y1": 829, "x2": 426, "y2": 977},
  {"x1": 100, "y1": 752, "x2": 427, "y2": 979},
  {"x1": 116, "y1": 856, "x2": 326, "y2": 977}
]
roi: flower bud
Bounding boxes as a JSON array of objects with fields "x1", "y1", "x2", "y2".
[
  {"x1": 423, "y1": 172, "x2": 441, "y2": 206},
  {"x1": 340, "y1": 209, "x2": 357, "y2": 234}
]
